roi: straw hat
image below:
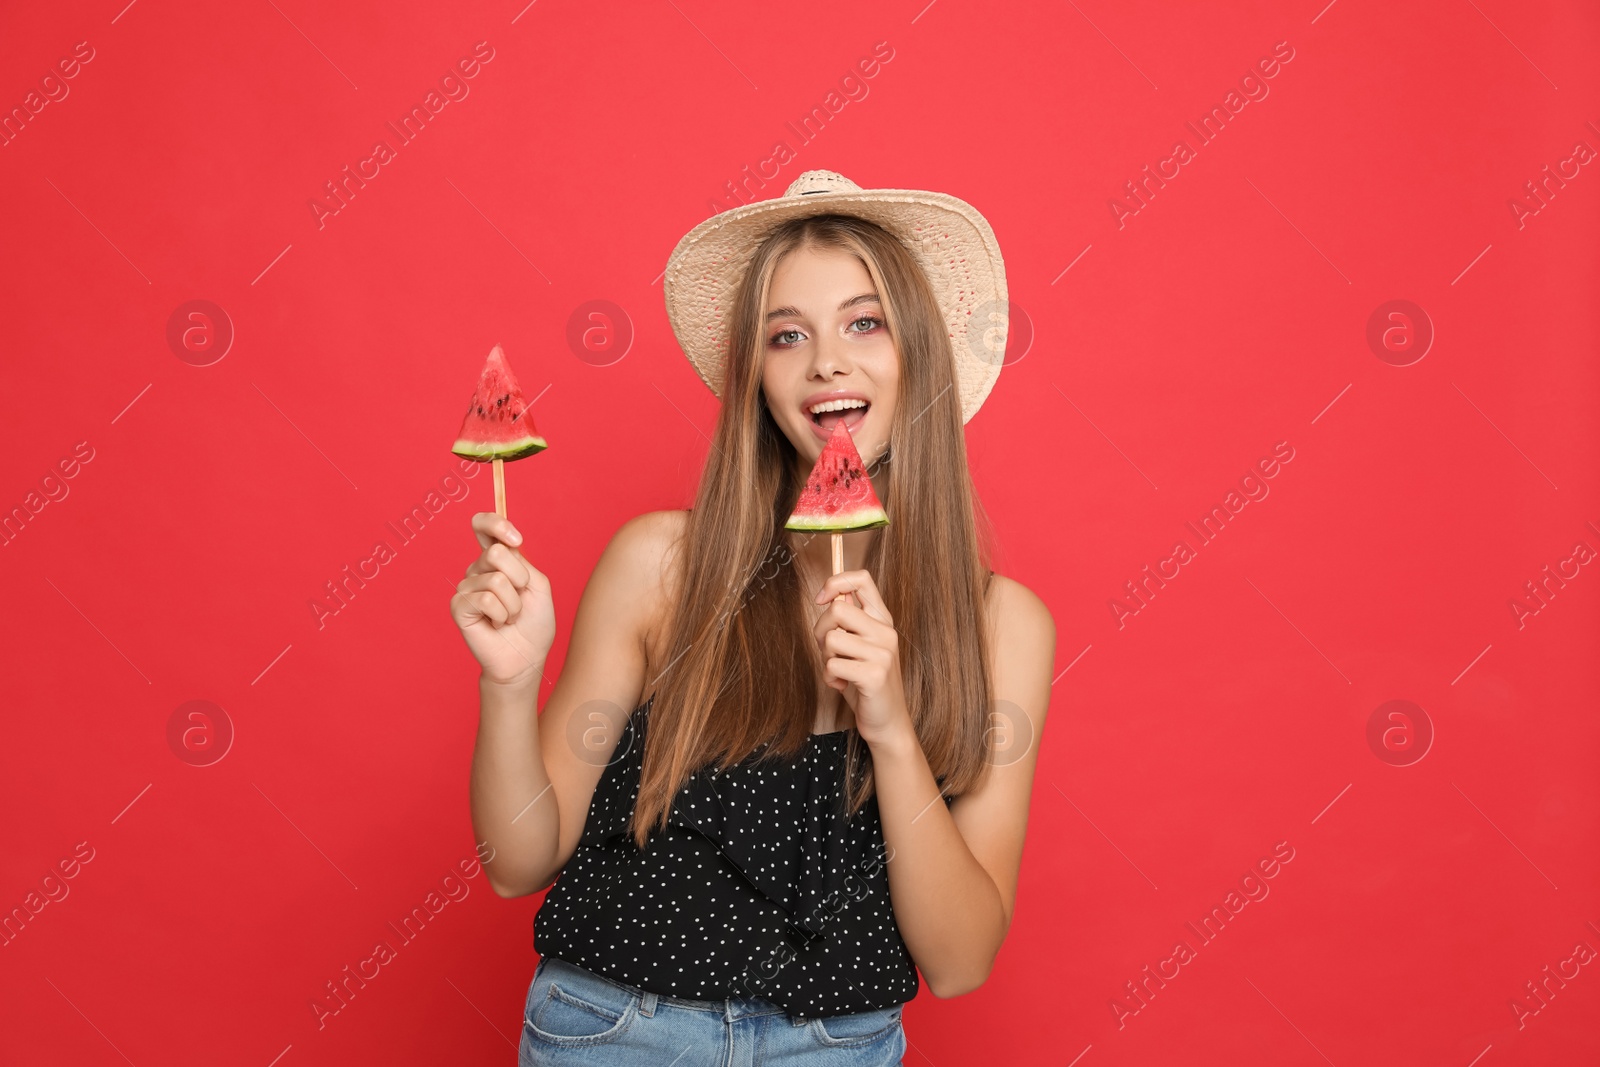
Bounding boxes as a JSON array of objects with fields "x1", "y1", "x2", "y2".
[{"x1": 662, "y1": 169, "x2": 1009, "y2": 424}]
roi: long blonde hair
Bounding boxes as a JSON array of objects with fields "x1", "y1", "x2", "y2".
[{"x1": 633, "y1": 212, "x2": 996, "y2": 847}]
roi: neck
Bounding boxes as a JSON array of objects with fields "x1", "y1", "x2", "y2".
[{"x1": 789, "y1": 526, "x2": 878, "y2": 589}]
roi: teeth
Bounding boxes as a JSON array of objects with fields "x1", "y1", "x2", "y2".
[{"x1": 807, "y1": 398, "x2": 869, "y2": 415}]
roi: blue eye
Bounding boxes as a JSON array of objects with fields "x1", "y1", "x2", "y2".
[{"x1": 849, "y1": 315, "x2": 884, "y2": 333}]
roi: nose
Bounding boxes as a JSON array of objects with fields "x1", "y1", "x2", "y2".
[{"x1": 806, "y1": 329, "x2": 855, "y2": 382}]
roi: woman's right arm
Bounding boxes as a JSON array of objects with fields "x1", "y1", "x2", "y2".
[{"x1": 454, "y1": 509, "x2": 677, "y2": 898}]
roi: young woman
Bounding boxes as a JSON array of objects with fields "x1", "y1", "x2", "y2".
[{"x1": 454, "y1": 171, "x2": 1056, "y2": 1065}]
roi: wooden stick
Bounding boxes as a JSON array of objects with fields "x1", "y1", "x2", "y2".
[
  {"x1": 831, "y1": 531, "x2": 852, "y2": 605},
  {"x1": 493, "y1": 457, "x2": 507, "y2": 518}
]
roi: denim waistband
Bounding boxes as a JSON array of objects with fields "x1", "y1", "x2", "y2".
[{"x1": 539, "y1": 954, "x2": 809, "y2": 1024}]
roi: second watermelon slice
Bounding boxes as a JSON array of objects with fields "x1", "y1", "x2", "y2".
[{"x1": 451, "y1": 343, "x2": 548, "y2": 461}]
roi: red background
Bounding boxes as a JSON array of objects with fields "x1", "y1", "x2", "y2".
[{"x1": 3, "y1": 1, "x2": 1598, "y2": 1064}]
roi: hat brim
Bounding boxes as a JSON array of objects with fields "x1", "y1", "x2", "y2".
[{"x1": 663, "y1": 184, "x2": 1008, "y2": 424}]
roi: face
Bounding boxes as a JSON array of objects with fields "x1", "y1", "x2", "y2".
[{"x1": 760, "y1": 244, "x2": 899, "y2": 471}]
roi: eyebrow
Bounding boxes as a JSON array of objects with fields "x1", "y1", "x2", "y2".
[{"x1": 765, "y1": 292, "x2": 881, "y2": 323}]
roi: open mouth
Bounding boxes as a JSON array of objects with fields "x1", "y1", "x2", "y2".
[{"x1": 807, "y1": 401, "x2": 870, "y2": 432}]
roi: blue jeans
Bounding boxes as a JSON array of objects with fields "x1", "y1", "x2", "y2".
[{"x1": 517, "y1": 955, "x2": 906, "y2": 1065}]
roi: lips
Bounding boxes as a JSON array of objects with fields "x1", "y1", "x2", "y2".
[
  {"x1": 801, "y1": 391, "x2": 872, "y2": 437},
  {"x1": 807, "y1": 402, "x2": 869, "y2": 439}
]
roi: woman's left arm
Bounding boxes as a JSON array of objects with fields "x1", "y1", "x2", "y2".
[{"x1": 813, "y1": 572, "x2": 1058, "y2": 999}]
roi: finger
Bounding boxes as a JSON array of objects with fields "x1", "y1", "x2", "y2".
[
  {"x1": 824, "y1": 656, "x2": 867, "y2": 688},
  {"x1": 813, "y1": 572, "x2": 858, "y2": 605},
  {"x1": 471, "y1": 510, "x2": 524, "y2": 553},
  {"x1": 457, "y1": 572, "x2": 520, "y2": 621},
  {"x1": 815, "y1": 597, "x2": 886, "y2": 641},
  {"x1": 465, "y1": 542, "x2": 540, "y2": 586},
  {"x1": 455, "y1": 586, "x2": 509, "y2": 626},
  {"x1": 814, "y1": 570, "x2": 889, "y2": 622},
  {"x1": 822, "y1": 627, "x2": 876, "y2": 662},
  {"x1": 486, "y1": 542, "x2": 534, "y2": 589}
]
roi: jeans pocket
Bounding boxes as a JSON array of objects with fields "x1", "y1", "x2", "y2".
[
  {"x1": 807, "y1": 1004, "x2": 903, "y2": 1048},
  {"x1": 524, "y1": 959, "x2": 640, "y2": 1048}
]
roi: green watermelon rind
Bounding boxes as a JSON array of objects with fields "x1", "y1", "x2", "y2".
[
  {"x1": 784, "y1": 420, "x2": 888, "y2": 532},
  {"x1": 784, "y1": 508, "x2": 889, "y2": 533},
  {"x1": 450, "y1": 434, "x2": 548, "y2": 462},
  {"x1": 452, "y1": 343, "x2": 548, "y2": 462}
]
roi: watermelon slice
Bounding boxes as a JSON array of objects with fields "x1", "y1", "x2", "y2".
[
  {"x1": 451, "y1": 343, "x2": 548, "y2": 461},
  {"x1": 785, "y1": 420, "x2": 889, "y2": 532}
]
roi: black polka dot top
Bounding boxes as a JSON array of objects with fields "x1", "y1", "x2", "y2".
[{"x1": 533, "y1": 694, "x2": 952, "y2": 1018}]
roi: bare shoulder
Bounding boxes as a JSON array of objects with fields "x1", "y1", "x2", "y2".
[
  {"x1": 984, "y1": 572, "x2": 1057, "y2": 656},
  {"x1": 978, "y1": 570, "x2": 1057, "y2": 752},
  {"x1": 613, "y1": 508, "x2": 689, "y2": 568},
  {"x1": 610, "y1": 509, "x2": 690, "y2": 670}
]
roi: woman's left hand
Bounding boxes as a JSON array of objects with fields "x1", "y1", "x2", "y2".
[{"x1": 812, "y1": 569, "x2": 911, "y2": 747}]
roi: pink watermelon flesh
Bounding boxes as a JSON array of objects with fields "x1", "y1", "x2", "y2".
[
  {"x1": 785, "y1": 420, "x2": 889, "y2": 532},
  {"x1": 451, "y1": 343, "x2": 548, "y2": 461}
]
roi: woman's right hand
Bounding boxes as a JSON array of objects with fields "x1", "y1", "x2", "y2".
[{"x1": 451, "y1": 512, "x2": 556, "y2": 689}]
